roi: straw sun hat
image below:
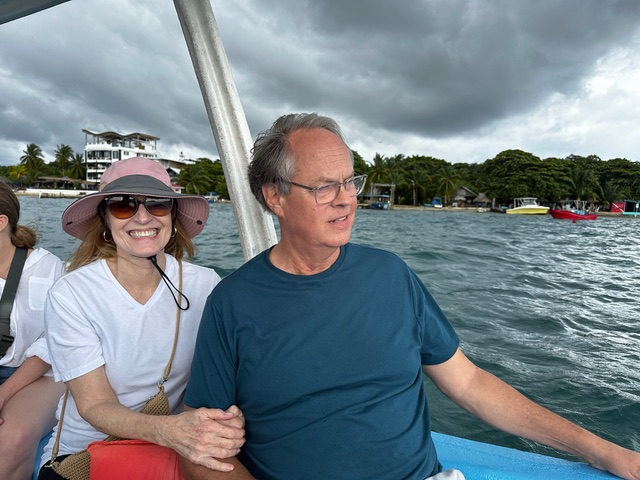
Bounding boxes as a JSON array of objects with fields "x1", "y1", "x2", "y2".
[{"x1": 61, "y1": 157, "x2": 209, "y2": 239}]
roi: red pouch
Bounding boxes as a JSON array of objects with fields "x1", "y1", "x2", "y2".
[{"x1": 88, "y1": 439, "x2": 183, "y2": 480}]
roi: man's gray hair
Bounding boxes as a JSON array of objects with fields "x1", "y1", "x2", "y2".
[{"x1": 248, "y1": 113, "x2": 353, "y2": 212}]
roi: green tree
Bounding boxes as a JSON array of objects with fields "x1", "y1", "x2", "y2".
[
  {"x1": 68, "y1": 153, "x2": 86, "y2": 180},
  {"x1": 386, "y1": 170, "x2": 406, "y2": 205},
  {"x1": 179, "y1": 163, "x2": 212, "y2": 195},
  {"x1": 403, "y1": 167, "x2": 430, "y2": 206},
  {"x1": 20, "y1": 143, "x2": 45, "y2": 180},
  {"x1": 596, "y1": 180, "x2": 620, "y2": 211},
  {"x1": 479, "y1": 150, "x2": 562, "y2": 204},
  {"x1": 367, "y1": 153, "x2": 389, "y2": 184},
  {"x1": 54, "y1": 144, "x2": 74, "y2": 177},
  {"x1": 435, "y1": 165, "x2": 460, "y2": 206},
  {"x1": 568, "y1": 167, "x2": 597, "y2": 201},
  {"x1": 352, "y1": 150, "x2": 368, "y2": 174},
  {"x1": 8, "y1": 164, "x2": 28, "y2": 186}
]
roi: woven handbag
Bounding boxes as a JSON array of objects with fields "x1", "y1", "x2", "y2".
[{"x1": 49, "y1": 262, "x2": 183, "y2": 480}]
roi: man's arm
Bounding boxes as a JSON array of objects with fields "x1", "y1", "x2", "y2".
[
  {"x1": 179, "y1": 406, "x2": 255, "y2": 480},
  {"x1": 423, "y1": 348, "x2": 640, "y2": 480}
]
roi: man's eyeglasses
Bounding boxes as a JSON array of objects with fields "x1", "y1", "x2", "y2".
[
  {"x1": 287, "y1": 174, "x2": 368, "y2": 205},
  {"x1": 104, "y1": 195, "x2": 174, "y2": 219}
]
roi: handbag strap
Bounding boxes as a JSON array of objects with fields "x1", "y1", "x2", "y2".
[
  {"x1": 160, "y1": 259, "x2": 182, "y2": 385},
  {"x1": 51, "y1": 260, "x2": 183, "y2": 462},
  {"x1": 0, "y1": 246, "x2": 28, "y2": 356}
]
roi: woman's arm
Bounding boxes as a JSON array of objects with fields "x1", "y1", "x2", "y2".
[
  {"x1": 0, "y1": 355, "x2": 51, "y2": 419},
  {"x1": 67, "y1": 366, "x2": 246, "y2": 471}
]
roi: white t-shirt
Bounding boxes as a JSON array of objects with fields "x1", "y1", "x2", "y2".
[
  {"x1": 0, "y1": 247, "x2": 64, "y2": 367},
  {"x1": 42, "y1": 255, "x2": 220, "y2": 463}
]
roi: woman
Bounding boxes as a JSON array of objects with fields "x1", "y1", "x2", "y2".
[
  {"x1": 0, "y1": 181, "x2": 65, "y2": 480},
  {"x1": 38, "y1": 157, "x2": 245, "y2": 479}
]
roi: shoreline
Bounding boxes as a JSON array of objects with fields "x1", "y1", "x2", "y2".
[
  {"x1": 15, "y1": 190, "x2": 625, "y2": 217},
  {"x1": 14, "y1": 188, "x2": 94, "y2": 198},
  {"x1": 372, "y1": 204, "x2": 624, "y2": 217}
]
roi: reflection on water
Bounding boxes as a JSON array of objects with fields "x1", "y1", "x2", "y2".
[{"x1": 19, "y1": 197, "x2": 640, "y2": 457}]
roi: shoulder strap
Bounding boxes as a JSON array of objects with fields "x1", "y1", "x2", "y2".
[
  {"x1": 0, "y1": 247, "x2": 28, "y2": 355},
  {"x1": 160, "y1": 259, "x2": 183, "y2": 385}
]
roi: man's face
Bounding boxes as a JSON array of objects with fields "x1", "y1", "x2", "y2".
[{"x1": 273, "y1": 128, "x2": 357, "y2": 256}]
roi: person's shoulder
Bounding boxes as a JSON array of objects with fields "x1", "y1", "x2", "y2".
[
  {"x1": 347, "y1": 242, "x2": 404, "y2": 263},
  {"x1": 26, "y1": 247, "x2": 65, "y2": 276},
  {"x1": 212, "y1": 249, "x2": 267, "y2": 288},
  {"x1": 345, "y1": 243, "x2": 411, "y2": 278},
  {"x1": 55, "y1": 259, "x2": 103, "y2": 284},
  {"x1": 181, "y1": 258, "x2": 216, "y2": 274},
  {"x1": 180, "y1": 259, "x2": 221, "y2": 283},
  {"x1": 28, "y1": 247, "x2": 62, "y2": 265}
]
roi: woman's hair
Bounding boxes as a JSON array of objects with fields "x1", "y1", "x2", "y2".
[
  {"x1": 248, "y1": 113, "x2": 353, "y2": 212},
  {"x1": 66, "y1": 202, "x2": 196, "y2": 272},
  {"x1": 0, "y1": 182, "x2": 37, "y2": 248}
]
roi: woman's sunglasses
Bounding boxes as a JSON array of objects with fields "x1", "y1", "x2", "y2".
[{"x1": 104, "y1": 195, "x2": 174, "y2": 220}]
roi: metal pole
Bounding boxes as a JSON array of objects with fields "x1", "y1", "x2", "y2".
[{"x1": 173, "y1": 0, "x2": 277, "y2": 260}]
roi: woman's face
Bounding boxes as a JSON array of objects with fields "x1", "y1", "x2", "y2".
[{"x1": 104, "y1": 195, "x2": 174, "y2": 261}]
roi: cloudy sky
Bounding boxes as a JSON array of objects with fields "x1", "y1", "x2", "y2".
[{"x1": 1, "y1": 0, "x2": 640, "y2": 168}]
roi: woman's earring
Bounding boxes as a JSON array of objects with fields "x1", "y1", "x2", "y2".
[
  {"x1": 170, "y1": 226, "x2": 177, "y2": 238},
  {"x1": 102, "y1": 229, "x2": 113, "y2": 242}
]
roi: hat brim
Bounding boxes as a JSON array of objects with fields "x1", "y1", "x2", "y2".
[{"x1": 61, "y1": 175, "x2": 209, "y2": 239}]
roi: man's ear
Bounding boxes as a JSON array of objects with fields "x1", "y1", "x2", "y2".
[{"x1": 263, "y1": 184, "x2": 283, "y2": 215}]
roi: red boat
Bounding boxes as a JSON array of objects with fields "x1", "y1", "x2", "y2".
[{"x1": 548, "y1": 200, "x2": 598, "y2": 221}]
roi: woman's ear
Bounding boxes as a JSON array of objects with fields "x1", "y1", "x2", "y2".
[{"x1": 0, "y1": 214, "x2": 9, "y2": 234}]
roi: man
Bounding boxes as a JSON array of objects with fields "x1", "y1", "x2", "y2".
[{"x1": 180, "y1": 113, "x2": 640, "y2": 480}]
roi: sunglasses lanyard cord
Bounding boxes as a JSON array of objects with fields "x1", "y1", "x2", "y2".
[{"x1": 147, "y1": 255, "x2": 190, "y2": 311}]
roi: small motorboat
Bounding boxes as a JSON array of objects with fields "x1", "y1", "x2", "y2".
[
  {"x1": 548, "y1": 200, "x2": 598, "y2": 221},
  {"x1": 506, "y1": 197, "x2": 549, "y2": 215}
]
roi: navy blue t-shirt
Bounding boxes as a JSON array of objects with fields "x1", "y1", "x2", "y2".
[{"x1": 185, "y1": 243, "x2": 459, "y2": 479}]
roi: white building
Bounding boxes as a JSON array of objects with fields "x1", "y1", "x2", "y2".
[
  {"x1": 82, "y1": 130, "x2": 196, "y2": 191},
  {"x1": 83, "y1": 129, "x2": 159, "y2": 182}
]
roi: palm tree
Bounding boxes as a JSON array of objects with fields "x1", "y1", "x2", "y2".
[
  {"x1": 68, "y1": 153, "x2": 86, "y2": 180},
  {"x1": 386, "y1": 154, "x2": 405, "y2": 171},
  {"x1": 20, "y1": 143, "x2": 45, "y2": 178},
  {"x1": 54, "y1": 144, "x2": 74, "y2": 177},
  {"x1": 386, "y1": 170, "x2": 405, "y2": 205},
  {"x1": 569, "y1": 167, "x2": 596, "y2": 200},
  {"x1": 436, "y1": 165, "x2": 460, "y2": 206},
  {"x1": 179, "y1": 164, "x2": 212, "y2": 194},
  {"x1": 596, "y1": 180, "x2": 619, "y2": 211},
  {"x1": 8, "y1": 164, "x2": 28, "y2": 187},
  {"x1": 367, "y1": 153, "x2": 389, "y2": 184},
  {"x1": 403, "y1": 167, "x2": 430, "y2": 206}
]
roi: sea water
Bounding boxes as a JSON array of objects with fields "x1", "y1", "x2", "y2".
[{"x1": 19, "y1": 197, "x2": 640, "y2": 460}]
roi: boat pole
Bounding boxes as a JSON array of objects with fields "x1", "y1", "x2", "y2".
[{"x1": 173, "y1": 0, "x2": 277, "y2": 260}]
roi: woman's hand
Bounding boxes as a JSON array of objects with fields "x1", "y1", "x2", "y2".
[{"x1": 159, "y1": 405, "x2": 246, "y2": 472}]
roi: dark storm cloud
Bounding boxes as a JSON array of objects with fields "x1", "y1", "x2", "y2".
[{"x1": 215, "y1": 0, "x2": 640, "y2": 137}]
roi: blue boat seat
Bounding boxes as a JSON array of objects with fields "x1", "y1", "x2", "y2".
[{"x1": 33, "y1": 431, "x2": 52, "y2": 480}]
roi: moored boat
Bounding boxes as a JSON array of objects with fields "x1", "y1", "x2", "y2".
[
  {"x1": 506, "y1": 197, "x2": 549, "y2": 215},
  {"x1": 548, "y1": 200, "x2": 598, "y2": 221}
]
